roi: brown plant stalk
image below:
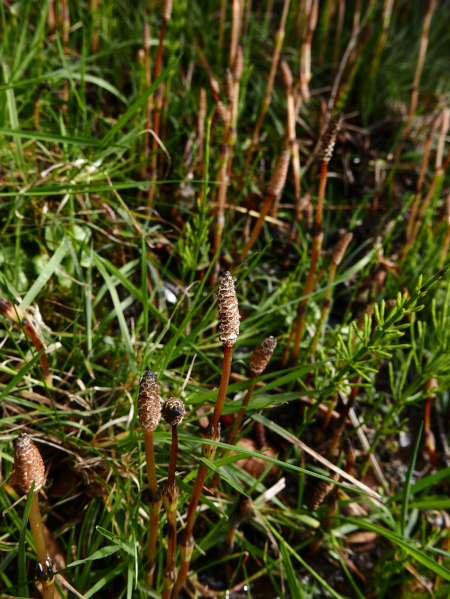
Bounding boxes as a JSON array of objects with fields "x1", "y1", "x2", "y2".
[
  {"x1": 309, "y1": 233, "x2": 353, "y2": 360},
  {"x1": 288, "y1": 114, "x2": 343, "y2": 365},
  {"x1": 424, "y1": 378, "x2": 437, "y2": 470},
  {"x1": 439, "y1": 196, "x2": 450, "y2": 265},
  {"x1": 140, "y1": 20, "x2": 153, "y2": 184},
  {"x1": 238, "y1": 0, "x2": 291, "y2": 190},
  {"x1": 394, "y1": 0, "x2": 437, "y2": 161},
  {"x1": 369, "y1": 0, "x2": 394, "y2": 79},
  {"x1": 172, "y1": 273, "x2": 240, "y2": 598},
  {"x1": 227, "y1": 46, "x2": 244, "y2": 178},
  {"x1": 404, "y1": 112, "x2": 440, "y2": 245},
  {"x1": 280, "y1": 59, "x2": 301, "y2": 231},
  {"x1": 14, "y1": 434, "x2": 54, "y2": 599},
  {"x1": 295, "y1": 0, "x2": 318, "y2": 115},
  {"x1": 0, "y1": 299, "x2": 52, "y2": 387},
  {"x1": 148, "y1": 0, "x2": 172, "y2": 208},
  {"x1": 138, "y1": 370, "x2": 162, "y2": 588},
  {"x1": 332, "y1": 0, "x2": 345, "y2": 67},
  {"x1": 161, "y1": 398, "x2": 185, "y2": 599},
  {"x1": 239, "y1": 149, "x2": 290, "y2": 262}
]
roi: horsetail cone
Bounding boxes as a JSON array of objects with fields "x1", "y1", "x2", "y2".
[
  {"x1": 267, "y1": 149, "x2": 291, "y2": 197},
  {"x1": 143, "y1": 21, "x2": 150, "y2": 50},
  {"x1": 331, "y1": 233, "x2": 353, "y2": 266},
  {"x1": 162, "y1": 398, "x2": 185, "y2": 427},
  {"x1": 279, "y1": 59, "x2": 293, "y2": 90},
  {"x1": 14, "y1": 434, "x2": 45, "y2": 494},
  {"x1": 249, "y1": 336, "x2": 278, "y2": 377},
  {"x1": 319, "y1": 113, "x2": 344, "y2": 163},
  {"x1": 138, "y1": 370, "x2": 161, "y2": 431},
  {"x1": 218, "y1": 272, "x2": 240, "y2": 347},
  {"x1": 225, "y1": 68, "x2": 234, "y2": 104},
  {"x1": 310, "y1": 472, "x2": 339, "y2": 511},
  {"x1": 161, "y1": 0, "x2": 173, "y2": 20},
  {"x1": 216, "y1": 100, "x2": 228, "y2": 124}
]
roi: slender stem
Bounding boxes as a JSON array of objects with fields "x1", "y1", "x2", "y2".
[
  {"x1": 169, "y1": 425, "x2": 178, "y2": 489},
  {"x1": 238, "y1": 0, "x2": 290, "y2": 190},
  {"x1": 395, "y1": 0, "x2": 436, "y2": 160},
  {"x1": 173, "y1": 345, "x2": 233, "y2": 597},
  {"x1": 29, "y1": 494, "x2": 54, "y2": 599},
  {"x1": 228, "y1": 382, "x2": 256, "y2": 447},
  {"x1": 290, "y1": 162, "x2": 328, "y2": 363},
  {"x1": 310, "y1": 263, "x2": 337, "y2": 359},
  {"x1": 211, "y1": 345, "x2": 233, "y2": 433},
  {"x1": 144, "y1": 430, "x2": 161, "y2": 587},
  {"x1": 239, "y1": 193, "x2": 276, "y2": 261},
  {"x1": 163, "y1": 426, "x2": 179, "y2": 599}
]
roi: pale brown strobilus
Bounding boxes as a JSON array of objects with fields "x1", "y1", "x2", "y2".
[{"x1": 14, "y1": 434, "x2": 55, "y2": 599}]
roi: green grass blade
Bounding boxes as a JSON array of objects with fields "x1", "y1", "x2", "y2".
[{"x1": 21, "y1": 240, "x2": 68, "y2": 310}]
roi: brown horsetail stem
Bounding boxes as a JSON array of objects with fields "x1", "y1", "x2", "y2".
[
  {"x1": 140, "y1": 19, "x2": 152, "y2": 185},
  {"x1": 161, "y1": 398, "x2": 185, "y2": 599},
  {"x1": 289, "y1": 113, "x2": 343, "y2": 365},
  {"x1": 310, "y1": 233, "x2": 353, "y2": 359},
  {"x1": 227, "y1": 45, "x2": 243, "y2": 176},
  {"x1": 172, "y1": 272, "x2": 239, "y2": 598},
  {"x1": 0, "y1": 298, "x2": 52, "y2": 387},
  {"x1": 298, "y1": 0, "x2": 318, "y2": 105},
  {"x1": 239, "y1": 149, "x2": 290, "y2": 262},
  {"x1": 280, "y1": 59, "x2": 301, "y2": 228},
  {"x1": 14, "y1": 434, "x2": 54, "y2": 599},
  {"x1": 138, "y1": 370, "x2": 162, "y2": 588},
  {"x1": 148, "y1": 0, "x2": 173, "y2": 208},
  {"x1": 238, "y1": 0, "x2": 291, "y2": 190},
  {"x1": 424, "y1": 378, "x2": 438, "y2": 469},
  {"x1": 228, "y1": 336, "x2": 277, "y2": 447},
  {"x1": 395, "y1": 0, "x2": 437, "y2": 161}
]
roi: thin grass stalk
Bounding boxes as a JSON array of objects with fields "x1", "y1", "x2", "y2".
[
  {"x1": 230, "y1": 0, "x2": 242, "y2": 69},
  {"x1": 239, "y1": 150, "x2": 290, "y2": 262},
  {"x1": 211, "y1": 102, "x2": 232, "y2": 287},
  {"x1": 410, "y1": 146, "x2": 450, "y2": 245},
  {"x1": 15, "y1": 434, "x2": 54, "y2": 599},
  {"x1": 405, "y1": 112, "x2": 440, "y2": 244},
  {"x1": 310, "y1": 233, "x2": 352, "y2": 359},
  {"x1": 141, "y1": 20, "x2": 152, "y2": 184},
  {"x1": 395, "y1": 0, "x2": 437, "y2": 161},
  {"x1": 332, "y1": 0, "x2": 345, "y2": 67},
  {"x1": 0, "y1": 299, "x2": 52, "y2": 387},
  {"x1": 91, "y1": 0, "x2": 100, "y2": 54},
  {"x1": 328, "y1": 382, "x2": 360, "y2": 457},
  {"x1": 439, "y1": 196, "x2": 450, "y2": 265},
  {"x1": 148, "y1": 1, "x2": 172, "y2": 208},
  {"x1": 219, "y1": 0, "x2": 227, "y2": 48},
  {"x1": 47, "y1": 0, "x2": 56, "y2": 32},
  {"x1": 280, "y1": 60, "x2": 301, "y2": 230},
  {"x1": 290, "y1": 114, "x2": 343, "y2": 364},
  {"x1": 424, "y1": 379, "x2": 437, "y2": 469},
  {"x1": 299, "y1": 0, "x2": 318, "y2": 104},
  {"x1": 318, "y1": 0, "x2": 332, "y2": 66},
  {"x1": 161, "y1": 399, "x2": 185, "y2": 599},
  {"x1": 173, "y1": 274, "x2": 239, "y2": 598},
  {"x1": 227, "y1": 46, "x2": 243, "y2": 177},
  {"x1": 195, "y1": 88, "x2": 207, "y2": 176},
  {"x1": 349, "y1": 0, "x2": 362, "y2": 64},
  {"x1": 369, "y1": 0, "x2": 394, "y2": 79},
  {"x1": 238, "y1": 0, "x2": 291, "y2": 190}
]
